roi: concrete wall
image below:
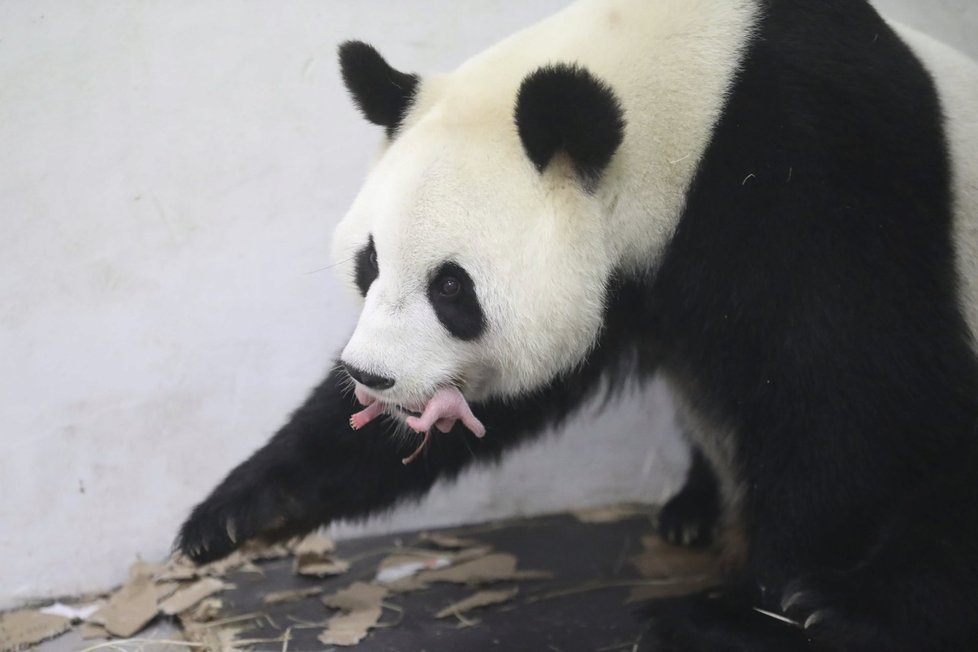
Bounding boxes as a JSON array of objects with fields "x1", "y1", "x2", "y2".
[{"x1": 1, "y1": 0, "x2": 975, "y2": 609}]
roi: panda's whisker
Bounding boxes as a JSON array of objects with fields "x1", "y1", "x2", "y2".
[{"x1": 304, "y1": 255, "x2": 357, "y2": 275}]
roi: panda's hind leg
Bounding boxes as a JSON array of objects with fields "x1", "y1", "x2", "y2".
[
  {"x1": 777, "y1": 472, "x2": 978, "y2": 652},
  {"x1": 658, "y1": 448, "x2": 721, "y2": 548}
]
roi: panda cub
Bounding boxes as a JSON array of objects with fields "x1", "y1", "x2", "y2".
[{"x1": 178, "y1": 0, "x2": 978, "y2": 650}]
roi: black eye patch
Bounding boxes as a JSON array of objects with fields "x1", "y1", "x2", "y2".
[
  {"x1": 354, "y1": 236, "x2": 379, "y2": 297},
  {"x1": 428, "y1": 262, "x2": 486, "y2": 341}
]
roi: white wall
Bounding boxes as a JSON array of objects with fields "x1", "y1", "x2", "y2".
[{"x1": 1, "y1": 1, "x2": 974, "y2": 610}]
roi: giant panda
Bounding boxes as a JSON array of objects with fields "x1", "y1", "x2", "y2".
[{"x1": 176, "y1": 0, "x2": 978, "y2": 650}]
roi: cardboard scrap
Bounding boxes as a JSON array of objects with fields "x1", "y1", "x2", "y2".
[
  {"x1": 625, "y1": 534, "x2": 721, "y2": 603},
  {"x1": 262, "y1": 585, "x2": 324, "y2": 604},
  {"x1": 435, "y1": 587, "x2": 519, "y2": 618},
  {"x1": 154, "y1": 581, "x2": 181, "y2": 603},
  {"x1": 628, "y1": 535, "x2": 719, "y2": 580},
  {"x1": 293, "y1": 532, "x2": 350, "y2": 577},
  {"x1": 419, "y1": 532, "x2": 483, "y2": 549},
  {"x1": 415, "y1": 553, "x2": 552, "y2": 587},
  {"x1": 79, "y1": 621, "x2": 109, "y2": 640},
  {"x1": 185, "y1": 624, "x2": 249, "y2": 652},
  {"x1": 0, "y1": 609, "x2": 72, "y2": 651},
  {"x1": 130, "y1": 559, "x2": 167, "y2": 579},
  {"x1": 295, "y1": 556, "x2": 351, "y2": 577},
  {"x1": 187, "y1": 597, "x2": 223, "y2": 622},
  {"x1": 319, "y1": 582, "x2": 389, "y2": 647},
  {"x1": 159, "y1": 552, "x2": 245, "y2": 582},
  {"x1": 375, "y1": 553, "x2": 452, "y2": 584},
  {"x1": 159, "y1": 578, "x2": 228, "y2": 615},
  {"x1": 293, "y1": 532, "x2": 336, "y2": 556},
  {"x1": 157, "y1": 539, "x2": 286, "y2": 583},
  {"x1": 90, "y1": 573, "x2": 159, "y2": 638},
  {"x1": 573, "y1": 503, "x2": 654, "y2": 524}
]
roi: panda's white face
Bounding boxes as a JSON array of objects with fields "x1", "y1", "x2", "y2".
[{"x1": 333, "y1": 122, "x2": 614, "y2": 412}]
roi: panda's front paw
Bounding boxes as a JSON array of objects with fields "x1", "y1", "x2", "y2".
[{"x1": 176, "y1": 478, "x2": 308, "y2": 564}]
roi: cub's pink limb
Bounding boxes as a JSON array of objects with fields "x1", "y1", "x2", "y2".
[
  {"x1": 405, "y1": 386, "x2": 486, "y2": 438},
  {"x1": 350, "y1": 400, "x2": 384, "y2": 430},
  {"x1": 350, "y1": 385, "x2": 383, "y2": 430}
]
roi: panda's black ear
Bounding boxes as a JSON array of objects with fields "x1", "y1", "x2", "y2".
[
  {"x1": 514, "y1": 64, "x2": 625, "y2": 188},
  {"x1": 338, "y1": 41, "x2": 419, "y2": 138}
]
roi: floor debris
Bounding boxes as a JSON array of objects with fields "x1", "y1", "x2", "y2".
[
  {"x1": 13, "y1": 507, "x2": 729, "y2": 651},
  {"x1": 90, "y1": 573, "x2": 159, "y2": 637},
  {"x1": 160, "y1": 579, "x2": 229, "y2": 616},
  {"x1": 0, "y1": 609, "x2": 72, "y2": 651},
  {"x1": 319, "y1": 582, "x2": 389, "y2": 646},
  {"x1": 434, "y1": 587, "x2": 519, "y2": 619}
]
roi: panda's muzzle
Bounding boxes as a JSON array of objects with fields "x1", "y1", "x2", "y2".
[{"x1": 341, "y1": 362, "x2": 395, "y2": 390}]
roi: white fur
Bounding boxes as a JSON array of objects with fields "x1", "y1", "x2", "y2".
[{"x1": 333, "y1": 0, "x2": 759, "y2": 408}]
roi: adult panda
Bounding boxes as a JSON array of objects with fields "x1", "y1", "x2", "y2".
[{"x1": 177, "y1": 0, "x2": 978, "y2": 649}]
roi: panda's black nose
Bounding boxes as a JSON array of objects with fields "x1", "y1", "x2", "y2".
[{"x1": 342, "y1": 362, "x2": 396, "y2": 390}]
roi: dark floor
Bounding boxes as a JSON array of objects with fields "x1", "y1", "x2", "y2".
[
  {"x1": 29, "y1": 506, "x2": 720, "y2": 651},
  {"x1": 208, "y1": 509, "x2": 714, "y2": 651}
]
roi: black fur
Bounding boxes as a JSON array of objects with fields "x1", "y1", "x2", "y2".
[
  {"x1": 179, "y1": 1, "x2": 978, "y2": 649},
  {"x1": 643, "y1": 0, "x2": 978, "y2": 649},
  {"x1": 338, "y1": 41, "x2": 418, "y2": 138},
  {"x1": 514, "y1": 64, "x2": 625, "y2": 188},
  {"x1": 353, "y1": 235, "x2": 378, "y2": 297},
  {"x1": 657, "y1": 449, "x2": 720, "y2": 548},
  {"x1": 428, "y1": 261, "x2": 486, "y2": 341}
]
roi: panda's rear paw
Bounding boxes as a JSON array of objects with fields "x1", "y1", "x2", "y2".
[
  {"x1": 657, "y1": 483, "x2": 719, "y2": 548},
  {"x1": 780, "y1": 572, "x2": 890, "y2": 651},
  {"x1": 176, "y1": 481, "x2": 305, "y2": 564}
]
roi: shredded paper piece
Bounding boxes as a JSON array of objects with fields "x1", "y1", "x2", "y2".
[
  {"x1": 435, "y1": 587, "x2": 520, "y2": 618},
  {"x1": 375, "y1": 555, "x2": 452, "y2": 583},
  {"x1": 90, "y1": 573, "x2": 159, "y2": 638},
  {"x1": 263, "y1": 586, "x2": 325, "y2": 604},
  {"x1": 0, "y1": 609, "x2": 72, "y2": 651},
  {"x1": 293, "y1": 532, "x2": 350, "y2": 576},
  {"x1": 625, "y1": 534, "x2": 720, "y2": 603},
  {"x1": 159, "y1": 578, "x2": 228, "y2": 615},
  {"x1": 414, "y1": 553, "x2": 551, "y2": 587},
  {"x1": 419, "y1": 532, "x2": 483, "y2": 549},
  {"x1": 319, "y1": 582, "x2": 389, "y2": 646}
]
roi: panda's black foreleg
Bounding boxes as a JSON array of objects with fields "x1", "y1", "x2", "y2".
[
  {"x1": 657, "y1": 447, "x2": 720, "y2": 547},
  {"x1": 176, "y1": 363, "x2": 581, "y2": 564}
]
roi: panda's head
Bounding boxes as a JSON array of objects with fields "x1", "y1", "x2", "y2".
[{"x1": 332, "y1": 41, "x2": 625, "y2": 417}]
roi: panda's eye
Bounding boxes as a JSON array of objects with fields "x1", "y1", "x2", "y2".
[
  {"x1": 437, "y1": 276, "x2": 461, "y2": 298},
  {"x1": 354, "y1": 235, "x2": 379, "y2": 297},
  {"x1": 428, "y1": 261, "x2": 485, "y2": 340}
]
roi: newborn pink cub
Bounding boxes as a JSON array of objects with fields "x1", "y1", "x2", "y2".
[{"x1": 349, "y1": 385, "x2": 486, "y2": 464}]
